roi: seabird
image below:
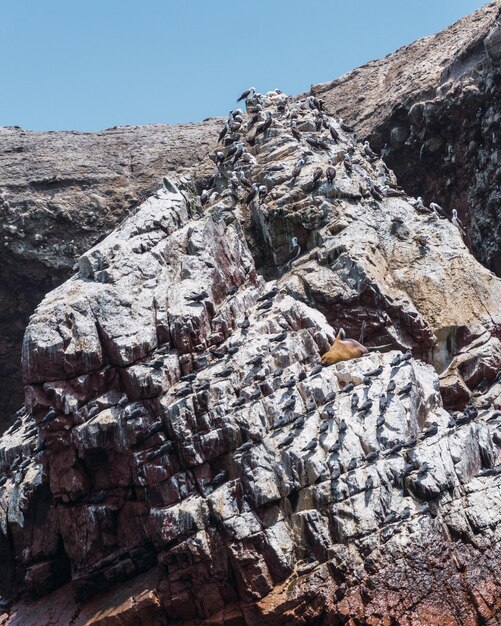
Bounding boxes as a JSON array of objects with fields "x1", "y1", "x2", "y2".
[
  {"x1": 200, "y1": 190, "x2": 209, "y2": 206},
  {"x1": 343, "y1": 154, "x2": 353, "y2": 174},
  {"x1": 283, "y1": 397, "x2": 296, "y2": 410},
  {"x1": 326, "y1": 166, "x2": 337, "y2": 183},
  {"x1": 249, "y1": 388, "x2": 261, "y2": 401},
  {"x1": 218, "y1": 124, "x2": 229, "y2": 144},
  {"x1": 312, "y1": 167, "x2": 323, "y2": 186},
  {"x1": 215, "y1": 367, "x2": 234, "y2": 378},
  {"x1": 210, "y1": 470, "x2": 227, "y2": 486},
  {"x1": 237, "y1": 171, "x2": 253, "y2": 189},
  {"x1": 309, "y1": 364, "x2": 323, "y2": 377},
  {"x1": 291, "y1": 158, "x2": 305, "y2": 180},
  {"x1": 271, "y1": 331, "x2": 287, "y2": 342},
  {"x1": 258, "y1": 184, "x2": 268, "y2": 202},
  {"x1": 278, "y1": 434, "x2": 294, "y2": 449},
  {"x1": 254, "y1": 111, "x2": 273, "y2": 138},
  {"x1": 291, "y1": 120, "x2": 302, "y2": 142},
  {"x1": 430, "y1": 202, "x2": 445, "y2": 217},
  {"x1": 245, "y1": 183, "x2": 260, "y2": 205},
  {"x1": 42, "y1": 408, "x2": 57, "y2": 424},
  {"x1": 347, "y1": 458, "x2": 357, "y2": 471},
  {"x1": 351, "y1": 394, "x2": 359, "y2": 410},
  {"x1": 363, "y1": 140, "x2": 376, "y2": 158},
  {"x1": 422, "y1": 422, "x2": 438, "y2": 438},
  {"x1": 257, "y1": 285, "x2": 278, "y2": 301},
  {"x1": 339, "y1": 120, "x2": 355, "y2": 133},
  {"x1": 257, "y1": 299, "x2": 273, "y2": 311},
  {"x1": 357, "y1": 399, "x2": 373, "y2": 413},
  {"x1": 287, "y1": 236, "x2": 301, "y2": 269},
  {"x1": 379, "y1": 394, "x2": 388, "y2": 413},
  {"x1": 281, "y1": 376, "x2": 296, "y2": 389},
  {"x1": 248, "y1": 354, "x2": 264, "y2": 366},
  {"x1": 187, "y1": 290, "x2": 209, "y2": 303},
  {"x1": 364, "y1": 451, "x2": 379, "y2": 463},
  {"x1": 292, "y1": 415, "x2": 304, "y2": 429},
  {"x1": 366, "y1": 365, "x2": 383, "y2": 377},
  {"x1": 302, "y1": 438, "x2": 318, "y2": 452},
  {"x1": 340, "y1": 382, "x2": 355, "y2": 394},
  {"x1": 338, "y1": 418, "x2": 347, "y2": 433},
  {"x1": 451, "y1": 209, "x2": 466, "y2": 236},
  {"x1": 328, "y1": 125, "x2": 339, "y2": 142},
  {"x1": 236, "y1": 441, "x2": 254, "y2": 453},
  {"x1": 175, "y1": 386, "x2": 192, "y2": 398},
  {"x1": 398, "y1": 382, "x2": 413, "y2": 396},
  {"x1": 237, "y1": 87, "x2": 256, "y2": 102},
  {"x1": 319, "y1": 421, "x2": 330, "y2": 434}
]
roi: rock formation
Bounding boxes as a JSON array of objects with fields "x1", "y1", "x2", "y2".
[
  {"x1": 0, "y1": 121, "x2": 219, "y2": 426},
  {"x1": 0, "y1": 81, "x2": 500, "y2": 626},
  {"x1": 311, "y1": 0, "x2": 501, "y2": 275},
  {"x1": 2, "y1": 2, "x2": 501, "y2": 435}
]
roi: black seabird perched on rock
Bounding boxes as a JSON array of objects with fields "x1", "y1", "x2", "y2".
[
  {"x1": 302, "y1": 438, "x2": 318, "y2": 452},
  {"x1": 278, "y1": 434, "x2": 294, "y2": 448},
  {"x1": 398, "y1": 382, "x2": 413, "y2": 396},
  {"x1": 254, "y1": 112, "x2": 272, "y2": 138},
  {"x1": 237, "y1": 87, "x2": 256, "y2": 102},
  {"x1": 257, "y1": 286, "x2": 278, "y2": 302},
  {"x1": 312, "y1": 167, "x2": 323, "y2": 187},
  {"x1": 326, "y1": 165, "x2": 337, "y2": 183}
]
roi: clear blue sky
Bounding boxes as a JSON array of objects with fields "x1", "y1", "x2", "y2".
[{"x1": 0, "y1": 0, "x2": 487, "y2": 132}]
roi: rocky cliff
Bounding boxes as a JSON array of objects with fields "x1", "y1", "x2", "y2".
[
  {"x1": 0, "y1": 79, "x2": 500, "y2": 626},
  {"x1": 311, "y1": 0, "x2": 501, "y2": 275},
  {"x1": 0, "y1": 121, "x2": 219, "y2": 425}
]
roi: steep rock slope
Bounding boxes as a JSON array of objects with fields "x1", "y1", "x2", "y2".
[
  {"x1": 0, "y1": 121, "x2": 219, "y2": 425},
  {"x1": 311, "y1": 1, "x2": 501, "y2": 275},
  {"x1": 1, "y1": 91, "x2": 500, "y2": 625}
]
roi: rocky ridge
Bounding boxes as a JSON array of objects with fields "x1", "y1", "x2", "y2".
[
  {"x1": 311, "y1": 0, "x2": 501, "y2": 275},
  {"x1": 0, "y1": 88, "x2": 500, "y2": 625}
]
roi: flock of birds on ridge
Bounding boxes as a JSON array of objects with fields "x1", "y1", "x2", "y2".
[
  {"x1": 199, "y1": 85, "x2": 467, "y2": 257},
  {"x1": 1, "y1": 87, "x2": 499, "y2": 529}
]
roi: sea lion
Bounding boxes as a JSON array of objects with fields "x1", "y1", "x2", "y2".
[{"x1": 320, "y1": 328, "x2": 368, "y2": 366}]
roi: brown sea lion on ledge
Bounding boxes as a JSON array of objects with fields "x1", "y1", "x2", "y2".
[{"x1": 321, "y1": 328, "x2": 369, "y2": 366}]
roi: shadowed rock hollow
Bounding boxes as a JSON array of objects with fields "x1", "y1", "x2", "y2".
[{"x1": 0, "y1": 83, "x2": 500, "y2": 626}]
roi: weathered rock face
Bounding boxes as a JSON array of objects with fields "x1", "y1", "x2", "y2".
[
  {"x1": 310, "y1": 1, "x2": 501, "y2": 276},
  {"x1": 0, "y1": 121, "x2": 219, "y2": 426},
  {"x1": 0, "y1": 90, "x2": 500, "y2": 625}
]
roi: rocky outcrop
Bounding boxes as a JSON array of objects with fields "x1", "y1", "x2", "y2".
[
  {"x1": 0, "y1": 121, "x2": 219, "y2": 426},
  {"x1": 1, "y1": 90, "x2": 500, "y2": 625},
  {"x1": 3, "y1": 2, "x2": 501, "y2": 434},
  {"x1": 310, "y1": 1, "x2": 501, "y2": 276}
]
